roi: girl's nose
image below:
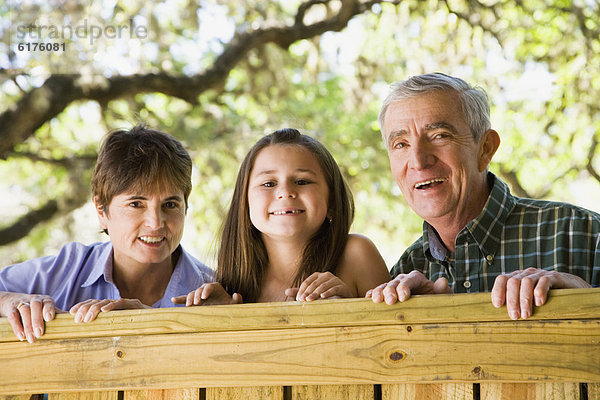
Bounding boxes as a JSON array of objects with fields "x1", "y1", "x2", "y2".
[{"x1": 276, "y1": 183, "x2": 296, "y2": 199}]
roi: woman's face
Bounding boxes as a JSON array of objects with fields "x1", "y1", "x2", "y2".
[{"x1": 95, "y1": 188, "x2": 186, "y2": 271}]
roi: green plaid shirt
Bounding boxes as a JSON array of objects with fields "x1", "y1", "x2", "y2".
[{"x1": 390, "y1": 173, "x2": 600, "y2": 293}]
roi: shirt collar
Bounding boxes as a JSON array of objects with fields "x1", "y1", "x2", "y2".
[
  {"x1": 81, "y1": 242, "x2": 114, "y2": 287},
  {"x1": 465, "y1": 172, "x2": 516, "y2": 258},
  {"x1": 424, "y1": 172, "x2": 516, "y2": 262}
]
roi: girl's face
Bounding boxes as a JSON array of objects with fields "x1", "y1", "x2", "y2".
[{"x1": 248, "y1": 144, "x2": 329, "y2": 244}]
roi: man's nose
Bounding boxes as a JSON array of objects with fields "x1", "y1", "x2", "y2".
[{"x1": 409, "y1": 142, "x2": 435, "y2": 170}]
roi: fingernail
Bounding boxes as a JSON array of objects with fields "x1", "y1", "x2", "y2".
[
  {"x1": 17, "y1": 331, "x2": 25, "y2": 341},
  {"x1": 84, "y1": 313, "x2": 92, "y2": 323},
  {"x1": 74, "y1": 314, "x2": 82, "y2": 323},
  {"x1": 35, "y1": 327, "x2": 43, "y2": 338},
  {"x1": 510, "y1": 311, "x2": 519, "y2": 320},
  {"x1": 44, "y1": 312, "x2": 52, "y2": 321},
  {"x1": 26, "y1": 333, "x2": 34, "y2": 343}
]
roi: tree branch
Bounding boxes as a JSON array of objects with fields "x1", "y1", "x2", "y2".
[{"x1": 0, "y1": 0, "x2": 393, "y2": 157}]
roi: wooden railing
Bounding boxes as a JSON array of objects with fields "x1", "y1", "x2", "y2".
[{"x1": 0, "y1": 288, "x2": 599, "y2": 400}]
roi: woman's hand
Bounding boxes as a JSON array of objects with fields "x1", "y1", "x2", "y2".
[
  {"x1": 285, "y1": 272, "x2": 355, "y2": 301},
  {"x1": 69, "y1": 298, "x2": 150, "y2": 323},
  {"x1": 0, "y1": 292, "x2": 63, "y2": 343},
  {"x1": 171, "y1": 283, "x2": 243, "y2": 306}
]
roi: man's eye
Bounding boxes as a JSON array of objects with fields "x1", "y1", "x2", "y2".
[
  {"x1": 393, "y1": 142, "x2": 407, "y2": 149},
  {"x1": 129, "y1": 201, "x2": 142, "y2": 208}
]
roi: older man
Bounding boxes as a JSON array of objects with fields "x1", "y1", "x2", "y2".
[{"x1": 368, "y1": 73, "x2": 599, "y2": 319}]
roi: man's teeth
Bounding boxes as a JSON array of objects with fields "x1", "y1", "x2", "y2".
[
  {"x1": 271, "y1": 210, "x2": 303, "y2": 215},
  {"x1": 415, "y1": 178, "x2": 445, "y2": 189},
  {"x1": 139, "y1": 236, "x2": 164, "y2": 243}
]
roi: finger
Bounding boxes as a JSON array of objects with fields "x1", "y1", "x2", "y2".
[
  {"x1": 505, "y1": 276, "x2": 522, "y2": 320},
  {"x1": 17, "y1": 303, "x2": 35, "y2": 343},
  {"x1": 7, "y1": 309, "x2": 26, "y2": 341},
  {"x1": 200, "y1": 284, "x2": 217, "y2": 301},
  {"x1": 285, "y1": 288, "x2": 299, "y2": 298},
  {"x1": 42, "y1": 298, "x2": 56, "y2": 322},
  {"x1": 433, "y1": 277, "x2": 451, "y2": 294},
  {"x1": 382, "y1": 283, "x2": 399, "y2": 305},
  {"x1": 370, "y1": 283, "x2": 388, "y2": 303},
  {"x1": 491, "y1": 275, "x2": 508, "y2": 308},
  {"x1": 186, "y1": 291, "x2": 195, "y2": 307},
  {"x1": 85, "y1": 300, "x2": 111, "y2": 322},
  {"x1": 100, "y1": 299, "x2": 124, "y2": 312},
  {"x1": 365, "y1": 289, "x2": 373, "y2": 298},
  {"x1": 194, "y1": 287, "x2": 205, "y2": 305},
  {"x1": 29, "y1": 299, "x2": 45, "y2": 338},
  {"x1": 297, "y1": 273, "x2": 320, "y2": 301},
  {"x1": 231, "y1": 293, "x2": 243, "y2": 304},
  {"x1": 306, "y1": 279, "x2": 337, "y2": 301},
  {"x1": 519, "y1": 275, "x2": 536, "y2": 319},
  {"x1": 73, "y1": 299, "x2": 99, "y2": 323},
  {"x1": 171, "y1": 295, "x2": 186, "y2": 304},
  {"x1": 534, "y1": 275, "x2": 552, "y2": 307},
  {"x1": 319, "y1": 283, "x2": 347, "y2": 299}
]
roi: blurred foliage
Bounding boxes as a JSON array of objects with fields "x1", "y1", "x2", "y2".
[{"x1": 0, "y1": 0, "x2": 599, "y2": 267}]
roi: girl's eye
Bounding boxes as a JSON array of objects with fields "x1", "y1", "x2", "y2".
[
  {"x1": 261, "y1": 182, "x2": 276, "y2": 188},
  {"x1": 295, "y1": 179, "x2": 310, "y2": 185},
  {"x1": 129, "y1": 201, "x2": 142, "y2": 208}
]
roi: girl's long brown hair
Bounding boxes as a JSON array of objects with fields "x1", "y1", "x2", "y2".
[{"x1": 217, "y1": 128, "x2": 354, "y2": 302}]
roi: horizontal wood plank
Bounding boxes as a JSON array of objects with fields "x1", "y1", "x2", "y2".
[
  {"x1": 1, "y1": 318, "x2": 598, "y2": 394},
  {"x1": 0, "y1": 288, "x2": 598, "y2": 343}
]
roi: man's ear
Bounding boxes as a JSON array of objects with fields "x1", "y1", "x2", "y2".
[
  {"x1": 478, "y1": 129, "x2": 500, "y2": 172},
  {"x1": 93, "y1": 196, "x2": 108, "y2": 230}
]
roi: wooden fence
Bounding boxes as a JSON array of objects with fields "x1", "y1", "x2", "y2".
[{"x1": 0, "y1": 288, "x2": 599, "y2": 400}]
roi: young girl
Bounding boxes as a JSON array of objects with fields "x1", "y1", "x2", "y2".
[{"x1": 173, "y1": 128, "x2": 390, "y2": 305}]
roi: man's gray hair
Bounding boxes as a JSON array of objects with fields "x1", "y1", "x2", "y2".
[{"x1": 378, "y1": 73, "x2": 491, "y2": 141}]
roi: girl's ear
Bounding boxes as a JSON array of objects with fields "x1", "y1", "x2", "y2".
[
  {"x1": 477, "y1": 129, "x2": 501, "y2": 172},
  {"x1": 93, "y1": 196, "x2": 108, "y2": 230}
]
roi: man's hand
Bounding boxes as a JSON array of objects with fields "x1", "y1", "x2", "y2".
[
  {"x1": 69, "y1": 298, "x2": 151, "y2": 323},
  {"x1": 285, "y1": 272, "x2": 354, "y2": 301},
  {"x1": 491, "y1": 267, "x2": 591, "y2": 320},
  {"x1": 0, "y1": 292, "x2": 63, "y2": 343},
  {"x1": 171, "y1": 283, "x2": 243, "y2": 306},
  {"x1": 366, "y1": 270, "x2": 451, "y2": 304}
]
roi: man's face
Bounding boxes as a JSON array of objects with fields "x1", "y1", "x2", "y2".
[{"x1": 382, "y1": 90, "x2": 491, "y2": 227}]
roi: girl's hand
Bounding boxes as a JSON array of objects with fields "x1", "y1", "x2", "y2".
[
  {"x1": 69, "y1": 298, "x2": 150, "y2": 323},
  {"x1": 171, "y1": 283, "x2": 243, "y2": 306},
  {"x1": 286, "y1": 272, "x2": 355, "y2": 301}
]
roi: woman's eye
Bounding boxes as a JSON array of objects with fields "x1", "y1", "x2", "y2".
[{"x1": 164, "y1": 201, "x2": 178, "y2": 209}]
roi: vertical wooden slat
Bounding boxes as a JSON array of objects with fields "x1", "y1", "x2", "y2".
[
  {"x1": 588, "y1": 383, "x2": 600, "y2": 400},
  {"x1": 381, "y1": 383, "x2": 473, "y2": 400},
  {"x1": 48, "y1": 393, "x2": 119, "y2": 400},
  {"x1": 205, "y1": 386, "x2": 282, "y2": 400},
  {"x1": 480, "y1": 383, "x2": 579, "y2": 400},
  {"x1": 123, "y1": 388, "x2": 200, "y2": 400},
  {"x1": 291, "y1": 384, "x2": 374, "y2": 400}
]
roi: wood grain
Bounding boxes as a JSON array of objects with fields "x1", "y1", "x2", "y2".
[{"x1": 1, "y1": 289, "x2": 598, "y2": 343}]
